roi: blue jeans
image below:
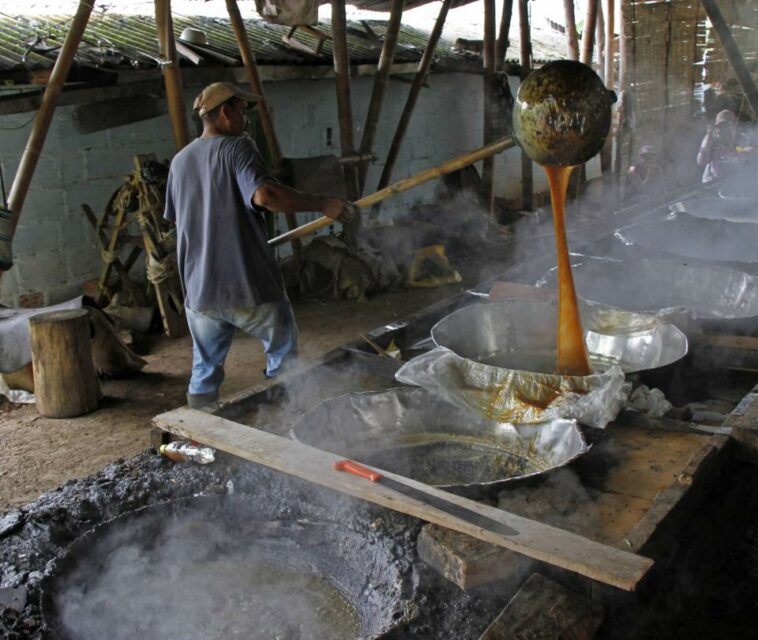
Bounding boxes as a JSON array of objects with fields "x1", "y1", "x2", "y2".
[{"x1": 185, "y1": 299, "x2": 298, "y2": 396}]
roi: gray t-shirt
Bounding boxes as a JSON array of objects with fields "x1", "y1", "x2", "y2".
[{"x1": 164, "y1": 135, "x2": 284, "y2": 312}]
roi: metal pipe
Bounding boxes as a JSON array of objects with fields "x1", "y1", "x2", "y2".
[
  {"x1": 357, "y1": 0, "x2": 405, "y2": 193},
  {"x1": 371, "y1": 0, "x2": 453, "y2": 218},
  {"x1": 8, "y1": 0, "x2": 95, "y2": 235}
]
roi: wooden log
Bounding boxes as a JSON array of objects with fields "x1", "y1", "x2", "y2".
[
  {"x1": 7, "y1": 0, "x2": 94, "y2": 236},
  {"x1": 563, "y1": 0, "x2": 579, "y2": 61},
  {"x1": 30, "y1": 309, "x2": 101, "y2": 418},
  {"x1": 496, "y1": 0, "x2": 514, "y2": 70},
  {"x1": 580, "y1": 0, "x2": 598, "y2": 65},
  {"x1": 482, "y1": 0, "x2": 498, "y2": 216},
  {"x1": 270, "y1": 135, "x2": 516, "y2": 246},
  {"x1": 371, "y1": 0, "x2": 453, "y2": 218},
  {"x1": 358, "y1": 0, "x2": 405, "y2": 192},
  {"x1": 153, "y1": 406, "x2": 654, "y2": 591},
  {"x1": 155, "y1": 0, "x2": 190, "y2": 150}
]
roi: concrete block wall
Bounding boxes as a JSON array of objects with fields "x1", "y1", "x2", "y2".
[{"x1": 0, "y1": 70, "x2": 534, "y2": 307}]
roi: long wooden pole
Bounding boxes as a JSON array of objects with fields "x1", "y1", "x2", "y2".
[
  {"x1": 358, "y1": 0, "x2": 405, "y2": 193},
  {"x1": 518, "y1": 0, "x2": 533, "y2": 211},
  {"x1": 600, "y1": 0, "x2": 614, "y2": 174},
  {"x1": 614, "y1": 5, "x2": 627, "y2": 179},
  {"x1": 700, "y1": 0, "x2": 758, "y2": 120},
  {"x1": 155, "y1": 0, "x2": 190, "y2": 151},
  {"x1": 225, "y1": 0, "x2": 282, "y2": 164},
  {"x1": 271, "y1": 136, "x2": 516, "y2": 246},
  {"x1": 482, "y1": 0, "x2": 497, "y2": 216},
  {"x1": 563, "y1": 0, "x2": 579, "y2": 61},
  {"x1": 7, "y1": 0, "x2": 94, "y2": 234},
  {"x1": 580, "y1": 0, "x2": 598, "y2": 65},
  {"x1": 331, "y1": 0, "x2": 360, "y2": 206},
  {"x1": 371, "y1": 0, "x2": 453, "y2": 218},
  {"x1": 496, "y1": 0, "x2": 514, "y2": 69},
  {"x1": 596, "y1": 2, "x2": 606, "y2": 82}
]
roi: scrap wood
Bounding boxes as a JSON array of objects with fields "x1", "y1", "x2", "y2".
[{"x1": 153, "y1": 407, "x2": 654, "y2": 592}]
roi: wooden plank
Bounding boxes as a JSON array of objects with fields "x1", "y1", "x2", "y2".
[
  {"x1": 723, "y1": 385, "x2": 758, "y2": 463},
  {"x1": 153, "y1": 407, "x2": 653, "y2": 591}
]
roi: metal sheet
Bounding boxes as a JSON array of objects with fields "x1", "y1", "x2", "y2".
[
  {"x1": 291, "y1": 387, "x2": 589, "y2": 490},
  {"x1": 536, "y1": 255, "x2": 758, "y2": 321},
  {"x1": 669, "y1": 198, "x2": 758, "y2": 224}
]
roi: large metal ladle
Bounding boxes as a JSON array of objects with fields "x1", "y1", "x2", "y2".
[{"x1": 512, "y1": 60, "x2": 616, "y2": 376}]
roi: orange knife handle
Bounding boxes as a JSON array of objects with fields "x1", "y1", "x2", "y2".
[{"x1": 333, "y1": 459, "x2": 383, "y2": 482}]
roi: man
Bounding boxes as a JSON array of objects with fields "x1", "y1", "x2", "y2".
[
  {"x1": 164, "y1": 82, "x2": 357, "y2": 408},
  {"x1": 697, "y1": 109, "x2": 741, "y2": 184}
]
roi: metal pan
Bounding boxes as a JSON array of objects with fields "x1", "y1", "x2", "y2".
[
  {"x1": 669, "y1": 198, "x2": 758, "y2": 224},
  {"x1": 536, "y1": 254, "x2": 758, "y2": 322},
  {"x1": 430, "y1": 299, "x2": 688, "y2": 374},
  {"x1": 614, "y1": 213, "x2": 758, "y2": 265},
  {"x1": 291, "y1": 387, "x2": 589, "y2": 491}
]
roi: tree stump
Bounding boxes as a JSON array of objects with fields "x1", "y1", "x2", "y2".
[{"x1": 29, "y1": 309, "x2": 101, "y2": 418}]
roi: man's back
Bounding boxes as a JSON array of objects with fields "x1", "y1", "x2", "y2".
[{"x1": 165, "y1": 135, "x2": 283, "y2": 312}]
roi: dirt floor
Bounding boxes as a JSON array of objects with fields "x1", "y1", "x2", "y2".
[{"x1": 0, "y1": 263, "x2": 505, "y2": 512}]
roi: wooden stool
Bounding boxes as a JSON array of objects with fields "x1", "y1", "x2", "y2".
[{"x1": 29, "y1": 309, "x2": 101, "y2": 418}]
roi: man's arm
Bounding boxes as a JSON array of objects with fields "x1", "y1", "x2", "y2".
[{"x1": 253, "y1": 182, "x2": 357, "y2": 222}]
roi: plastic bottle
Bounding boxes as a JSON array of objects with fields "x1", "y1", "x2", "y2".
[{"x1": 159, "y1": 441, "x2": 215, "y2": 464}]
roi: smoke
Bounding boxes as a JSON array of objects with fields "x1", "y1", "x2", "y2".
[{"x1": 50, "y1": 498, "x2": 407, "y2": 640}]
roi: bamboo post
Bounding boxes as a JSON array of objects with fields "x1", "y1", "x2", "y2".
[
  {"x1": 155, "y1": 0, "x2": 190, "y2": 151},
  {"x1": 371, "y1": 0, "x2": 453, "y2": 219},
  {"x1": 7, "y1": 0, "x2": 94, "y2": 236},
  {"x1": 518, "y1": 0, "x2": 533, "y2": 211},
  {"x1": 596, "y1": 3, "x2": 606, "y2": 83},
  {"x1": 225, "y1": 0, "x2": 302, "y2": 259},
  {"x1": 271, "y1": 136, "x2": 516, "y2": 246},
  {"x1": 30, "y1": 309, "x2": 101, "y2": 418},
  {"x1": 600, "y1": 0, "x2": 614, "y2": 174},
  {"x1": 563, "y1": 0, "x2": 579, "y2": 61},
  {"x1": 358, "y1": 0, "x2": 405, "y2": 192},
  {"x1": 580, "y1": 0, "x2": 598, "y2": 65},
  {"x1": 482, "y1": 0, "x2": 497, "y2": 216},
  {"x1": 614, "y1": 6, "x2": 627, "y2": 180},
  {"x1": 225, "y1": 0, "x2": 282, "y2": 164},
  {"x1": 496, "y1": 0, "x2": 514, "y2": 69},
  {"x1": 331, "y1": 0, "x2": 360, "y2": 206},
  {"x1": 700, "y1": 0, "x2": 758, "y2": 120}
]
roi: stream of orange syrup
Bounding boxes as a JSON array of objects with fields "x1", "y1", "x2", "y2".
[{"x1": 543, "y1": 165, "x2": 592, "y2": 376}]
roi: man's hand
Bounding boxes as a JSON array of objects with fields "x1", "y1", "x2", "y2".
[{"x1": 323, "y1": 197, "x2": 359, "y2": 222}]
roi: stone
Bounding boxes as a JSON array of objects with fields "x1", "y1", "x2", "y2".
[
  {"x1": 417, "y1": 524, "x2": 532, "y2": 591},
  {"x1": 0, "y1": 586, "x2": 27, "y2": 612},
  {"x1": 0, "y1": 511, "x2": 23, "y2": 539}
]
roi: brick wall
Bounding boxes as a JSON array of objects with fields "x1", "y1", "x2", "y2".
[{"x1": 0, "y1": 71, "x2": 532, "y2": 307}]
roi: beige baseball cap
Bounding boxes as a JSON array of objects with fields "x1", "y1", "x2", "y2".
[{"x1": 193, "y1": 82, "x2": 262, "y2": 117}]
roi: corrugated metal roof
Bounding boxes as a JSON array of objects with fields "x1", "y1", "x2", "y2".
[{"x1": 0, "y1": 12, "x2": 481, "y2": 72}]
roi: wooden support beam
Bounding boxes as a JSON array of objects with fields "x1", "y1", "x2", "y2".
[
  {"x1": 154, "y1": 0, "x2": 190, "y2": 151},
  {"x1": 7, "y1": 0, "x2": 94, "y2": 236},
  {"x1": 700, "y1": 0, "x2": 758, "y2": 121},
  {"x1": 331, "y1": 0, "x2": 360, "y2": 206},
  {"x1": 358, "y1": 0, "x2": 405, "y2": 193},
  {"x1": 270, "y1": 136, "x2": 516, "y2": 246},
  {"x1": 153, "y1": 406, "x2": 654, "y2": 591},
  {"x1": 496, "y1": 0, "x2": 514, "y2": 70},
  {"x1": 600, "y1": 0, "x2": 614, "y2": 175},
  {"x1": 482, "y1": 0, "x2": 497, "y2": 216},
  {"x1": 518, "y1": 0, "x2": 533, "y2": 211},
  {"x1": 580, "y1": 0, "x2": 598, "y2": 65},
  {"x1": 563, "y1": 0, "x2": 579, "y2": 61},
  {"x1": 371, "y1": 0, "x2": 453, "y2": 219}
]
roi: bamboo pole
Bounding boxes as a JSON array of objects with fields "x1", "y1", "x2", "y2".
[
  {"x1": 700, "y1": 0, "x2": 758, "y2": 120},
  {"x1": 482, "y1": 0, "x2": 497, "y2": 216},
  {"x1": 225, "y1": 0, "x2": 282, "y2": 164},
  {"x1": 358, "y1": 0, "x2": 405, "y2": 193},
  {"x1": 563, "y1": 0, "x2": 579, "y2": 61},
  {"x1": 596, "y1": 2, "x2": 605, "y2": 81},
  {"x1": 580, "y1": 0, "x2": 598, "y2": 65},
  {"x1": 271, "y1": 136, "x2": 516, "y2": 247},
  {"x1": 7, "y1": 0, "x2": 94, "y2": 235},
  {"x1": 614, "y1": 5, "x2": 627, "y2": 179},
  {"x1": 155, "y1": 0, "x2": 190, "y2": 151},
  {"x1": 496, "y1": 0, "x2": 514, "y2": 69},
  {"x1": 331, "y1": 0, "x2": 360, "y2": 205},
  {"x1": 371, "y1": 0, "x2": 453, "y2": 218},
  {"x1": 518, "y1": 0, "x2": 533, "y2": 211},
  {"x1": 600, "y1": 0, "x2": 614, "y2": 174}
]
